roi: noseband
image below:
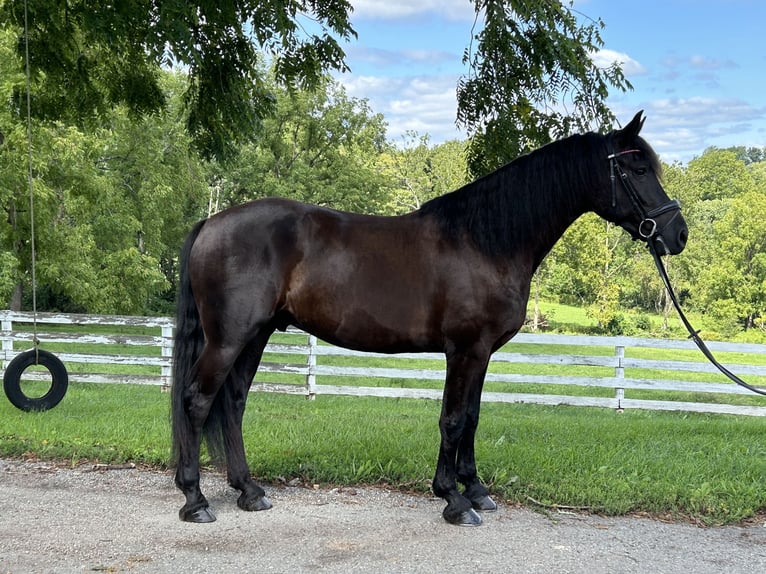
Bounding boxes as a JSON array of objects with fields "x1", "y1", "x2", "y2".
[{"x1": 608, "y1": 149, "x2": 681, "y2": 241}]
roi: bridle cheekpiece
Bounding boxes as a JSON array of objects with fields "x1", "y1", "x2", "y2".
[{"x1": 607, "y1": 148, "x2": 681, "y2": 243}]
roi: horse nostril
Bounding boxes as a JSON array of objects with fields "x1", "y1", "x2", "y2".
[{"x1": 679, "y1": 228, "x2": 688, "y2": 246}]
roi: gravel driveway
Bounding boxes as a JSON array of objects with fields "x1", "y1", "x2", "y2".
[{"x1": 1, "y1": 458, "x2": 764, "y2": 573}]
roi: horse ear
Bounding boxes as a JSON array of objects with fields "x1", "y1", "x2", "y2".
[{"x1": 615, "y1": 111, "x2": 645, "y2": 146}]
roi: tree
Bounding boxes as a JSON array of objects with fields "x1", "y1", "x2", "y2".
[
  {"x1": 685, "y1": 149, "x2": 753, "y2": 202},
  {"x1": 659, "y1": 150, "x2": 766, "y2": 337},
  {"x1": 726, "y1": 146, "x2": 766, "y2": 165},
  {"x1": 0, "y1": 27, "x2": 26, "y2": 307},
  {"x1": 751, "y1": 160, "x2": 766, "y2": 191},
  {"x1": 86, "y1": 72, "x2": 211, "y2": 313},
  {"x1": 0, "y1": 60, "x2": 209, "y2": 313},
  {"x1": 0, "y1": 0, "x2": 356, "y2": 161},
  {"x1": 697, "y1": 190, "x2": 766, "y2": 334},
  {"x1": 211, "y1": 76, "x2": 391, "y2": 214},
  {"x1": 457, "y1": 0, "x2": 631, "y2": 177},
  {"x1": 380, "y1": 134, "x2": 468, "y2": 214},
  {"x1": 538, "y1": 214, "x2": 632, "y2": 332}
]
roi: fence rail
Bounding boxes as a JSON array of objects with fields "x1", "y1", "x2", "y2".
[
  {"x1": 0, "y1": 311, "x2": 174, "y2": 388},
  {"x1": 2, "y1": 310, "x2": 765, "y2": 416}
]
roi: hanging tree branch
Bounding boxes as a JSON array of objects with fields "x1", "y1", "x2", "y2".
[
  {"x1": 0, "y1": 0, "x2": 357, "y2": 162},
  {"x1": 458, "y1": 0, "x2": 632, "y2": 177}
]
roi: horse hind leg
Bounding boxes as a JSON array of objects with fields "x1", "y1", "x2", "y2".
[
  {"x1": 175, "y1": 343, "x2": 242, "y2": 523},
  {"x1": 174, "y1": 414, "x2": 214, "y2": 522},
  {"x1": 221, "y1": 333, "x2": 274, "y2": 513}
]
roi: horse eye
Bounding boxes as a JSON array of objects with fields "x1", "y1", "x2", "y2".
[{"x1": 635, "y1": 167, "x2": 648, "y2": 176}]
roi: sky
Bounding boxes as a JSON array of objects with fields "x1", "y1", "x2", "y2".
[{"x1": 331, "y1": 0, "x2": 766, "y2": 163}]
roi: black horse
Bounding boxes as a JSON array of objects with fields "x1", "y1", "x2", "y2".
[{"x1": 171, "y1": 112, "x2": 688, "y2": 526}]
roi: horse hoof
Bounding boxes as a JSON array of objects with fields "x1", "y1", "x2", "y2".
[
  {"x1": 180, "y1": 506, "x2": 216, "y2": 523},
  {"x1": 444, "y1": 507, "x2": 483, "y2": 527},
  {"x1": 472, "y1": 495, "x2": 498, "y2": 512},
  {"x1": 238, "y1": 493, "x2": 273, "y2": 512},
  {"x1": 456, "y1": 509, "x2": 483, "y2": 527}
]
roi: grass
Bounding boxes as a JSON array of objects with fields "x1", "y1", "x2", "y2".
[
  {"x1": 1, "y1": 382, "x2": 764, "y2": 525},
  {"x1": 1, "y1": 302, "x2": 765, "y2": 525}
]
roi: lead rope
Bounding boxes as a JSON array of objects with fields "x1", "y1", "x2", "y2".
[
  {"x1": 648, "y1": 242, "x2": 766, "y2": 396},
  {"x1": 23, "y1": 0, "x2": 40, "y2": 359}
]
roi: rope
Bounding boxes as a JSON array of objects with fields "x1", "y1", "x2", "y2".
[{"x1": 23, "y1": 0, "x2": 39, "y2": 354}]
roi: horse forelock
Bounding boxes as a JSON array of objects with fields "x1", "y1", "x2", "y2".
[{"x1": 418, "y1": 131, "x2": 608, "y2": 258}]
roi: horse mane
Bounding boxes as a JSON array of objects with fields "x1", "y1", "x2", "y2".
[{"x1": 417, "y1": 130, "x2": 660, "y2": 258}]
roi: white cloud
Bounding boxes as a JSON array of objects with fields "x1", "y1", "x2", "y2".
[
  {"x1": 340, "y1": 75, "x2": 766, "y2": 158},
  {"x1": 687, "y1": 55, "x2": 737, "y2": 71},
  {"x1": 592, "y1": 49, "x2": 646, "y2": 76},
  {"x1": 339, "y1": 74, "x2": 465, "y2": 144},
  {"x1": 654, "y1": 55, "x2": 739, "y2": 91},
  {"x1": 400, "y1": 49, "x2": 455, "y2": 64},
  {"x1": 346, "y1": 45, "x2": 456, "y2": 68},
  {"x1": 613, "y1": 97, "x2": 766, "y2": 162},
  {"x1": 351, "y1": 0, "x2": 476, "y2": 22},
  {"x1": 340, "y1": 74, "x2": 399, "y2": 98}
]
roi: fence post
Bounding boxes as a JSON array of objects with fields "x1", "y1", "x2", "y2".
[
  {"x1": 614, "y1": 344, "x2": 625, "y2": 410},
  {"x1": 306, "y1": 334, "x2": 317, "y2": 399},
  {"x1": 1, "y1": 313, "x2": 13, "y2": 369},
  {"x1": 161, "y1": 324, "x2": 174, "y2": 392}
]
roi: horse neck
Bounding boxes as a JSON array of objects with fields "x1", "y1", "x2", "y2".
[
  {"x1": 489, "y1": 156, "x2": 595, "y2": 270},
  {"x1": 418, "y1": 133, "x2": 606, "y2": 272},
  {"x1": 526, "y1": 199, "x2": 584, "y2": 271}
]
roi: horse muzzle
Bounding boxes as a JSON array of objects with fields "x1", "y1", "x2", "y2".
[{"x1": 645, "y1": 204, "x2": 688, "y2": 256}]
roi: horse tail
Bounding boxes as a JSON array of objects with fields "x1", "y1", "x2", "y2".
[{"x1": 171, "y1": 219, "x2": 210, "y2": 465}]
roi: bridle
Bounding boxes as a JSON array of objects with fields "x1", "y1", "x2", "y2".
[
  {"x1": 608, "y1": 148, "x2": 766, "y2": 397},
  {"x1": 607, "y1": 148, "x2": 681, "y2": 245}
]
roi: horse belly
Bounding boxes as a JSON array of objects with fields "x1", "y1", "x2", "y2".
[{"x1": 286, "y1": 257, "x2": 441, "y2": 353}]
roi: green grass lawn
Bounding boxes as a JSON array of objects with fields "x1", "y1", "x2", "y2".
[{"x1": 1, "y1": 382, "x2": 764, "y2": 525}]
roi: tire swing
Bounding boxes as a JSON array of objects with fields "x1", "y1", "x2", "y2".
[
  {"x1": 3, "y1": 349, "x2": 68, "y2": 412},
  {"x1": 2, "y1": 0, "x2": 69, "y2": 412}
]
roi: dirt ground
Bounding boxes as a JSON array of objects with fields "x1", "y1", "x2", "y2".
[{"x1": 1, "y1": 458, "x2": 764, "y2": 573}]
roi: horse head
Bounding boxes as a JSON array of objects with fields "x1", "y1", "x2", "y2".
[{"x1": 598, "y1": 111, "x2": 688, "y2": 256}]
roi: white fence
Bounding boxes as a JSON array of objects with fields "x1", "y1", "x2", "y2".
[
  {"x1": 0, "y1": 311, "x2": 174, "y2": 388},
  {"x1": 1, "y1": 310, "x2": 765, "y2": 416}
]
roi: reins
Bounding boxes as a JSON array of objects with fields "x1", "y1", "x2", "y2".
[
  {"x1": 647, "y1": 241, "x2": 766, "y2": 396},
  {"x1": 609, "y1": 148, "x2": 766, "y2": 397}
]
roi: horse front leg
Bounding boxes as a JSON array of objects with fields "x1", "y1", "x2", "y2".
[
  {"x1": 432, "y1": 349, "x2": 490, "y2": 526},
  {"x1": 457, "y1": 393, "x2": 497, "y2": 513}
]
